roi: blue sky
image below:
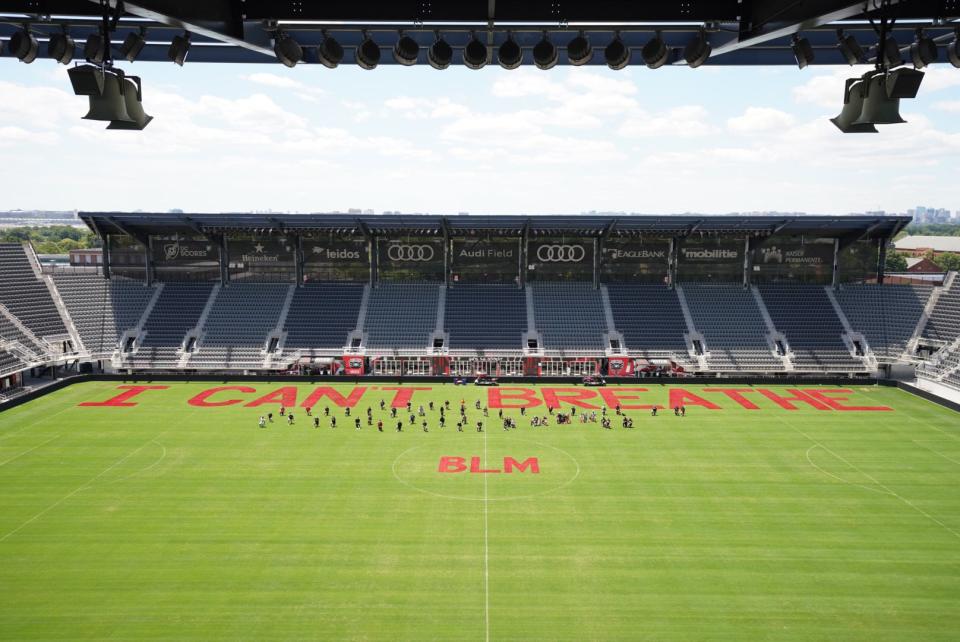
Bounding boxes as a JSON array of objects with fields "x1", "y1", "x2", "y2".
[{"x1": 1, "y1": 59, "x2": 958, "y2": 215}]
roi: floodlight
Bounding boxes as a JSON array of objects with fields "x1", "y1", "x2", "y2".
[
  {"x1": 853, "y1": 73, "x2": 905, "y2": 126},
  {"x1": 950, "y1": 29, "x2": 960, "y2": 68},
  {"x1": 47, "y1": 32, "x2": 75, "y2": 65},
  {"x1": 107, "y1": 76, "x2": 153, "y2": 130},
  {"x1": 792, "y1": 34, "x2": 814, "y2": 69},
  {"x1": 274, "y1": 32, "x2": 303, "y2": 67},
  {"x1": 393, "y1": 33, "x2": 419, "y2": 65},
  {"x1": 463, "y1": 34, "x2": 487, "y2": 69},
  {"x1": 168, "y1": 32, "x2": 191, "y2": 66},
  {"x1": 84, "y1": 31, "x2": 106, "y2": 63},
  {"x1": 428, "y1": 36, "x2": 453, "y2": 69},
  {"x1": 317, "y1": 34, "x2": 344, "y2": 68},
  {"x1": 831, "y1": 78, "x2": 877, "y2": 133},
  {"x1": 880, "y1": 36, "x2": 902, "y2": 68},
  {"x1": 837, "y1": 31, "x2": 864, "y2": 65},
  {"x1": 641, "y1": 32, "x2": 669, "y2": 69},
  {"x1": 83, "y1": 71, "x2": 133, "y2": 124},
  {"x1": 356, "y1": 34, "x2": 381, "y2": 69},
  {"x1": 68, "y1": 64, "x2": 105, "y2": 96},
  {"x1": 910, "y1": 30, "x2": 938, "y2": 69},
  {"x1": 885, "y1": 67, "x2": 924, "y2": 99},
  {"x1": 497, "y1": 35, "x2": 522, "y2": 69},
  {"x1": 604, "y1": 35, "x2": 630, "y2": 70},
  {"x1": 120, "y1": 30, "x2": 146, "y2": 62},
  {"x1": 684, "y1": 30, "x2": 711, "y2": 68},
  {"x1": 567, "y1": 32, "x2": 592, "y2": 66},
  {"x1": 532, "y1": 34, "x2": 558, "y2": 70},
  {"x1": 9, "y1": 28, "x2": 39, "y2": 63}
]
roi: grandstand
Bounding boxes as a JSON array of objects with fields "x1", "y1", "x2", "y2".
[{"x1": 0, "y1": 212, "x2": 958, "y2": 389}]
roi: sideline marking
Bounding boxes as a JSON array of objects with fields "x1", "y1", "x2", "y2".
[
  {"x1": 390, "y1": 437, "x2": 581, "y2": 502},
  {"x1": 0, "y1": 432, "x2": 165, "y2": 543},
  {"x1": 483, "y1": 421, "x2": 490, "y2": 642},
  {"x1": 912, "y1": 440, "x2": 960, "y2": 466},
  {"x1": 0, "y1": 434, "x2": 61, "y2": 468}
]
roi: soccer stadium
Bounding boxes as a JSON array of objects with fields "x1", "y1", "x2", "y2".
[{"x1": 2, "y1": 1, "x2": 960, "y2": 641}]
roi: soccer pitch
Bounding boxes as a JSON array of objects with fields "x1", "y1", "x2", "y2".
[{"x1": 1, "y1": 381, "x2": 959, "y2": 641}]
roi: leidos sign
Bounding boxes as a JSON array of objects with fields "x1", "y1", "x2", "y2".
[{"x1": 438, "y1": 456, "x2": 540, "y2": 474}]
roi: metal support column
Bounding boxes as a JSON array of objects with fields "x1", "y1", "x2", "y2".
[
  {"x1": 831, "y1": 238, "x2": 841, "y2": 289},
  {"x1": 144, "y1": 236, "x2": 154, "y2": 286},
  {"x1": 294, "y1": 234, "x2": 304, "y2": 285},
  {"x1": 219, "y1": 235, "x2": 229, "y2": 285},
  {"x1": 669, "y1": 237, "x2": 679, "y2": 287},
  {"x1": 369, "y1": 236, "x2": 378, "y2": 286},
  {"x1": 743, "y1": 236, "x2": 753, "y2": 288},
  {"x1": 519, "y1": 227, "x2": 528, "y2": 289},
  {"x1": 101, "y1": 234, "x2": 111, "y2": 280},
  {"x1": 593, "y1": 237, "x2": 600, "y2": 289},
  {"x1": 876, "y1": 238, "x2": 887, "y2": 284}
]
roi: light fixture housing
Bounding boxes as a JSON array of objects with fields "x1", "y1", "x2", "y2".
[
  {"x1": 910, "y1": 30, "x2": 938, "y2": 69},
  {"x1": 428, "y1": 36, "x2": 453, "y2": 69},
  {"x1": 68, "y1": 64, "x2": 105, "y2": 96},
  {"x1": 10, "y1": 29, "x2": 39, "y2": 63},
  {"x1": 604, "y1": 35, "x2": 630, "y2": 70},
  {"x1": 950, "y1": 30, "x2": 960, "y2": 68},
  {"x1": 567, "y1": 33, "x2": 592, "y2": 66},
  {"x1": 641, "y1": 32, "x2": 669, "y2": 69},
  {"x1": 47, "y1": 32, "x2": 75, "y2": 65},
  {"x1": 885, "y1": 67, "x2": 924, "y2": 99},
  {"x1": 532, "y1": 34, "x2": 558, "y2": 70},
  {"x1": 120, "y1": 30, "x2": 146, "y2": 62},
  {"x1": 837, "y1": 31, "x2": 864, "y2": 65},
  {"x1": 463, "y1": 35, "x2": 487, "y2": 69},
  {"x1": 684, "y1": 31, "x2": 711, "y2": 68},
  {"x1": 880, "y1": 35, "x2": 902, "y2": 68},
  {"x1": 497, "y1": 35, "x2": 522, "y2": 69},
  {"x1": 792, "y1": 35, "x2": 814, "y2": 69},
  {"x1": 168, "y1": 32, "x2": 191, "y2": 66},
  {"x1": 393, "y1": 33, "x2": 419, "y2": 65},
  {"x1": 84, "y1": 31, "x2": 106, "y2": 63},
  {"x1": 317, "y1": 35, "x2": 344, "y2": 68},
  {"x1": 831, "y1": 78, "x2": 877, "y2": 133},
  {"x1": 356, "y1": 35, "x2": 381, "y2": 69},
  {"x1": 853, "y1": 73, "x2": 906, "y2": 126},
  {"x1": 108, "y1": 76, "x2": 153, "y2": 130},
  {"x1": 274, "y1": 32, "x2": 303, "y2": 67},
  {"x1": 83, "y1": 71, "x2": 133, "y2": 124}
]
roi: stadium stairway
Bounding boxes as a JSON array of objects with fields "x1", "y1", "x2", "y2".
[
  {"x1": 0, "y1": 243, "x2": 72, "y2": 355},
  {"x1": 835, "y1": 283, "x2": 934, "y2": 363},
  {"x1": 919, "y1": 272, "x2": 960, "y2": 347}
]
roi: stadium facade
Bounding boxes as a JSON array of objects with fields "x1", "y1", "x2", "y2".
[{"x1": 2, "y1": 212, "x2": 960, "y2": 395}]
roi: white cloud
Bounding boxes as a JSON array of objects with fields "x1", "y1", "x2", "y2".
[
  {"x1": 727, "y1": 107, "x2": 795, "y2": 134},
  {"x1": 619, "y1": 106, "x2": 714, "y2": 138},
  {"x1": 933, "y1": 100, "x2": 960, "y2": 112}
]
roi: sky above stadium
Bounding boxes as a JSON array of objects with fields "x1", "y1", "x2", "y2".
[{"x1": 1, "y1": 60, "x2": 959, "y2": 215}]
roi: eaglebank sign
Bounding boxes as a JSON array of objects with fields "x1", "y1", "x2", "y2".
[
  {"x1": 606, "y1": 249, "x2": 667, "y2": 260},
  {"x1": 79, "y1": 385, "x2": 894, "y2": 412}
]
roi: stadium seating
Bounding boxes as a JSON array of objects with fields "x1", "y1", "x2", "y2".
[
  {"x1": 835, "y1": 283, "x2": 933, "y2": 360},
  {"x1": 190, "y1": 284, "x2": 289, "y2": 369},
  {"x1": 445, "y1": 284, "x2": 526, "y2": 350},
  {"x1": 125, "y1": 283, "x2": 214, "y2": 368},
  {"x1": 759, "y1": 284, "x2": 865, "y2": 371},
  {"x1": 0, "y1": 244, "x2": 68, "y2": 340},
  {"x1": 280, "y1": 283, "x2": 365, "y2": 356},
  {"x1": 364, "y1": 283, "x2": 439, "y2": 350},
  {"x1": 605, "y1": 284, "x2": 689, "y2": 357},
  {"x1": 53, "y1": 274, "x2": 156, "y2": 357},
  {"x1": 0, "y1": 313, "x2": 45, "y2": 360},
  {"x1": 0, "y1": 349, "x2": 24, "y2": 375},
  {"x1": 681, "y1": 284, "x2": 784, "y2": 371},
  {"x1": 920, "y1": 277, "x2": 960, "y2": 345},
  {"x1": 531, "y1": 283, "x2": 608, "y2": 351}
]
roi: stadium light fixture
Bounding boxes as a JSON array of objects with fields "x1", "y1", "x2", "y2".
[
  {"x1": 880, "y1": 35, "x2": 902, "y2": 68},
  {"x1": 641, "y1": 31, "x2": 669, "y2": 69},
  {"x1": 83, "y1": 70, "x2": 132, "y2": 124},
  {"x1": 885, "y1": 67, "x2": 924, "y2": 99},
  {"x1": 317, "y1": 32, "x2": 344, "y2": 68},
  {"x1": 950, "y1": 28, "x2": 960, "y2": 68},
  {"x1": 120, "y1": 29, "x2": 146, "y2": 62},
  {"x1": 168, "y1": 32, "x2": 191, "y2": 66},
  {"x1": 107, "y1": 76, "x2": 153, "y2": 130},
  {"x1": 567, "y1": 32, "x2": 592, "y2": 66},
  {"x1": 792, "y1": 34, "x2": 814, "y2": 69},
  {"x1": 48, "y1": 30, "x2": 76, "y2": 65},
  {"x1": 831, "y1": 78, "x2": 877, "y2": 133},
  {"x1": 9, "y1": 28, "x2": 39, "y2": 63},
  {"x1": 393, "y1": 32, "x2": 420, "y2": 66},
  {"x1": 684, "y1": 29, "x2": 711, "y2": 68},
  {"x1": 84, "y1": 30, "x2": 106, "y2": 64},
  {"x1": 853, "y1": 73, "x2": 905, "y2": 126},
  {"x1": 910, "y1": 29, "x2": 938, "y2": 69},
  {"x1": 837, "y1": 30, "x2": 864, "y2": 65},
  {"x1": 604, "y1": 33, "x2": 630, "y2": 70},
  {"x1": 463, "y1": 33, "x2": 487, "y2": 69},
  {"x1": 356, "y1": 32, "x2": 381, "y2": 69},
  {"x1": 532, "y1": 33, "x2": 558, "y2": 70},
  {"x1": 68, "y1": 64, "x2": 105, "y2": 96},
  {"x1": 274, "y1": 31, "x2": 303, "y2": 67},
  {"x1": 428, "y1": 34, "x2": 453, "y2": 69},
  {"x1": 497, "y1": 33, "x2": 522, "y2": 69}
]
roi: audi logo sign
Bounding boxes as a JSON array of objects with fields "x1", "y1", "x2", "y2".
[
  {"x1": 536, "y1": 244, "x2": 587, "y2": 263},
  {"x1": 386, "y1": 244, "x2": 436, "y2": 262}
]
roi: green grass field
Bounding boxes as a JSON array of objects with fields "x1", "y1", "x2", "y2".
[{"x1": 1, "y1": 381, "x2": 959, "y2": 641}]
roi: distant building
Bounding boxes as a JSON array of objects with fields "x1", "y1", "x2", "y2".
[
  {"x1": 905, "y1": 257, "x2": 943, "y2": 273},
  {"x1": 894, "y1": 236, "x2": 960, "y2": 256},
  {"x1": 69, "y1": 248, "x2": 103, "y2": 266}
]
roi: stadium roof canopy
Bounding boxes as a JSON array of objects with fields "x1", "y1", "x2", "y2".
[
  {"x1": 79, "y1": 212, "x2": 911, "y2": 241},
  {"x1": 1, "y1": 1, "x2": 958, "y2": 67}
]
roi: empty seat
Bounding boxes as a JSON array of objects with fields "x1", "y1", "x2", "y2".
[
  {"x1": 532, "y1": 283, "x2": 607, "y2": 351},
  {"x1": 445, "y1": 285, "x2": 526, "y2": 350}
]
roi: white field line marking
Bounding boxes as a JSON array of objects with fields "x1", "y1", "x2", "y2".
[
  {"x1": 785, "y1": 419, "x2": 960, "y2": 542},
  {"x1": 912, "y1": 440, "x2": 960, "y2": 467},
  {"x1": 805, "y1": 445, "x2": 891, "y2": 497},
  {"x1": 98, "y1": 440, "x2": 168, "y2": 487},
  {"x1": 0, "y1": 434, "x2": 61, "y2": 468},
  {"x1": 0, "y1": 432, "x2": 165, "y2": 544},
  {"x1": 0, "y1": 382, "x2": 116, "y2": 443},
  {"x1": 483, "y1": 423, "x2": 490, "y2": 642}
]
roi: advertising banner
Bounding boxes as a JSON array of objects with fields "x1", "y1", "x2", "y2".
[
  {"x1": 227, "y1": 234, "x2": 296, "y2": 281},
  {"x1": 527, "y1": 238, "x2": 594, "y2": 281},
  {"x1": 600, "y1": 238, "x2": 670, "y2": 283},
  {"x1": 302, "y1": 236, "x2": 369, "y2": 282},
  {"x1": 451, "y1": 237, "x2": 519, "y2": 283},
  {"x1": 152, "y1": 238, "x2": 218, "y2": 265},
  {"x1": 342, "y1": 355, "x2": 366, "y2": 375},
  {"x1": 377, "y1": 237, "x2": 446, "y2": 281},
  {"x1": 607, "y1": 357, "x2": 635, "y2": 377},
  {"x1": 752, "y1": 236, "x2": 835, "y2": 284},
  {"x1": 678, "y1": 237, "x2": 743, "y2": 282}
]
